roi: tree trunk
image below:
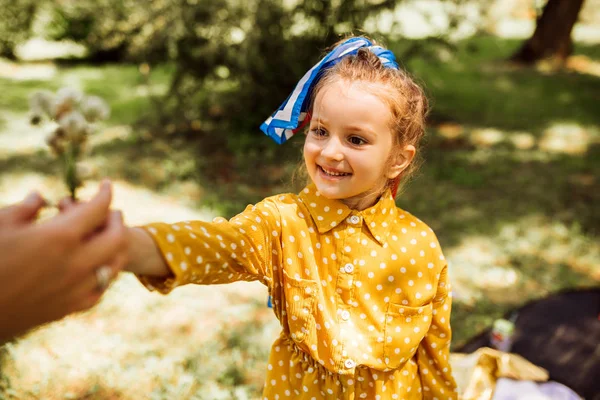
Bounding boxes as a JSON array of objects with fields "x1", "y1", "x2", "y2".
[{"x1": 511, "y1": 0, "x2": 586, "y2": 65}]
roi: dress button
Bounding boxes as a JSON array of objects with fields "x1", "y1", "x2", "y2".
[
  {"x1": 350, "y1": 215, "x2": 360, "y2": 224},
  {"x1": 344, "y1": 263, "x2": 354, "y2": 273},
  {"x1": 341, "y1": 310, "x2": 350, "y2": 321},
  {"x1": 344, "y1": 359, "x2": 356, "y2": 369}
]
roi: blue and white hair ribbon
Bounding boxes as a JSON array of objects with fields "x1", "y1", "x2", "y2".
[{"x1": 260, "y1": 37, "x2": 400, "y2": 144}]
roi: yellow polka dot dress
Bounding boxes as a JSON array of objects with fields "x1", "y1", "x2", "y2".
[{"x1": 139, "y1": 184, "x2": 458, "y2": 399}]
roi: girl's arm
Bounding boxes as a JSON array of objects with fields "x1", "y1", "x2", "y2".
[
  {"x1": 126, "y1": 198, "x2": 282, "y2": 294},
  {"x1": 125, "y1": 227, "x2": 171, "y2": 276}
]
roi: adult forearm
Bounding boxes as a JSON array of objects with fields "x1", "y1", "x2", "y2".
[{"x1": 125, "y1": 227, "x2": 171, "y2": 277}]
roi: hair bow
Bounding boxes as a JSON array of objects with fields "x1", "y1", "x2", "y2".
[{"x1": 260, "y1": 37, "x2": 399, "y2": 144}]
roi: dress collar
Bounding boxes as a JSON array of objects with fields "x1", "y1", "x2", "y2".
[{"x1": 298, "y1": 184, "x2": 396, "y2": 245}]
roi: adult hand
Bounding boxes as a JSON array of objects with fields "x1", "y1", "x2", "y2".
[{"x1": 0, "y1": 181, "x2": 128, "y2": 343}]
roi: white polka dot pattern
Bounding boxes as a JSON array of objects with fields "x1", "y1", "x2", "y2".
[{"x1": 137, "y1": 184, "x2": 457, "y2": 399}]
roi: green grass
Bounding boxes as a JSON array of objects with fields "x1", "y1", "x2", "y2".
[
  {"x1": 402, "y1": 145, "x2": 600, "y2": 243},
  {"x1": 397, "y1": 36, "x2": 600, "y2": 132},
  {"x1": 0, "y1": 79, "x2": 61, "y2": 113}
]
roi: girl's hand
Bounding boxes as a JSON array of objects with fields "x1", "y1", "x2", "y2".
[
  {"x1": 0, "y1": 181, "x2": 128, "y2": 343},
  {"x1": 124, "y1": 226, "x2": 171, "y2": 277}
]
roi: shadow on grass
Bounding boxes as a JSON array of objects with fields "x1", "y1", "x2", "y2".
[
  {"x1": 0, "y1": 149, "x2": 58, "y2": 176},
  {"x1": 191, "y1": 131, "x2": 305, "y2": 216},
  {"x1": 575, "y1": 42, "x2": 600, "y2": 60},
  {"x1": 400, "y1": 141, "x2": 600, "y2": 246},
  {"x1": 89, "y1": 136, "x2": 199, "y2": 192}
]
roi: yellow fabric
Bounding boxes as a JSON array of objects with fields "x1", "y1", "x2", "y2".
[
  {"x1": 451, "y1": 348, "x2": 549, "y2": 400},
  {"x1": 139, "y1": 184, "x2": 458, "y2": 399}
]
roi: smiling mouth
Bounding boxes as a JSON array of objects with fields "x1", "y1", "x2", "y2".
[{"x1": 319, "y1": 165, "x2": 351, "y2": 177}]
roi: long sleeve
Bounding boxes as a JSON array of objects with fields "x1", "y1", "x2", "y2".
[
  {"x1": 417, "y1": 264, "x2": 458, "y2": 400},
  {"x1": 137, "y1": 197, "x2": 282, "y2": 294}
]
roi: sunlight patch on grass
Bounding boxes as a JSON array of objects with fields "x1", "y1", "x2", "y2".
[
  {"x1": 507, "y1": 132, "x2": 536, "y2": 150},
  {"x1": 0, "y1": 111, "x2": 51, "y2": 154},
  {"x1": 73, "y1": 64, "x2": 171, "y2": 126},
  {"x1": 0, "y1": 59, "x2": 57, "y2": 81},
  {"x1": 566, "y1": 55, "x2": 600, "y2": 77},
  {"x1": 448, "y1": 214, "x2": 599, "y2": 307},
  {"x1": 539, "y1": 122, "x2": 599, "y2": 155},
  {"x1": 432, "y1": 121, "x2": 599, "y2": 154},
  {"x1": 469, "y1": 128, "x2": 506, "y2": 148},
  {"x1": 88, "y1": 125, "x2": 133, "y2": 146},
  {"x1": 0, "y1": 79, "x2": 60, "y2": 114},
  {"x1": 2, "y1": 276, "x2": 275, "y2": 399},
  {"x1": 58, "y1": 72, "x2": 86, "y2": 93}
]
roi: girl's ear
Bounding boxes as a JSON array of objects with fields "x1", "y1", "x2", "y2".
[{"x1": 386, "y1": 144, "x2": 416, "y2": 180}]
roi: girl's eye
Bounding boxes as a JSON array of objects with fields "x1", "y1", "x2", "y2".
[
  {"x1": 310, "y1": 128, "x2": 328, "y2": 137},
  {"x1": 349, "y1": 136, "x2": 366, "y2": 146}
]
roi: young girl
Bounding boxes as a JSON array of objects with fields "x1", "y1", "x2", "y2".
[{"x1": 126, "y1": 36, "x2": 458, "y2": 399}]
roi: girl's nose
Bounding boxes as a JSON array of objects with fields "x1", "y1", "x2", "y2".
[{"x1": 321, "y1": 136, "x2": 344, "y2": 161}]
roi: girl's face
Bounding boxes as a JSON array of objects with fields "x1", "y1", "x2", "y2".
[{"x1": 304, "y1": 79, "x2": 413, "y2": 210}]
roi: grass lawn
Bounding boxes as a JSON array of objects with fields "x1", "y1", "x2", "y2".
[{"x1": 0, "y1": 35, "x2": 598, "y2": 399}]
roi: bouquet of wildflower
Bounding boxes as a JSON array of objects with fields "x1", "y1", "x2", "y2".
[{"x1": 29, "y1": 88, "x2": 110, "y2": 200}]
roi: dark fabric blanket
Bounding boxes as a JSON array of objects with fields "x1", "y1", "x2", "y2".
[{"x1": 456, "y1": 289, "x2": 600, "y2": 400}]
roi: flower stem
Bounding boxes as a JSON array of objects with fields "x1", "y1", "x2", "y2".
[{"x1": 63, "y1": 143, "x2": 81, "y2": 200}]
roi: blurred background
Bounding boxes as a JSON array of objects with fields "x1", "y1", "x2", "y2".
[{"x1": 0, "y1": 0, "x2": 598, "y2": 398}]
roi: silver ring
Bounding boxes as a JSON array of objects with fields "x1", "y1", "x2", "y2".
[{"x1": 95, "y1": 266, "x2": 112, "y2": 291}]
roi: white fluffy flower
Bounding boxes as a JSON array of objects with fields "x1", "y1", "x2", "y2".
[
  {"x1": 55, "y1": 87, "x2": 83, "y2": 104},
  {"x1": 81, "y1": 96, "x2": 110, "y2": 122},
  {"x1": 58, "y1": 111, "x2": 88, "y2": 140},
  {"x1": 29, "y1": 90, "x2": 55, "y2": 117},
  {"x1": 54, "y1": 87, "x2": 83, "y2": 117}
]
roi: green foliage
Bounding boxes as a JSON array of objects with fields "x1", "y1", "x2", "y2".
[
  {"x1": 46, "y1": 0, "x2": 174, "y2": 61},
  {"x1": 164, "y1": 0, "x2": 398, "y2": 130},
  {"x1": 0, "y1": 0, "x2": 37, "y2": 59}
]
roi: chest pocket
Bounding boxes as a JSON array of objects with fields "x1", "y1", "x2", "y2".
[
  {"x1": 282, "y1": 269, "x2": 318, "y2": 343},
  {"x1": 383, "y1": 302, "x2": 433, "y2": 369}
]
